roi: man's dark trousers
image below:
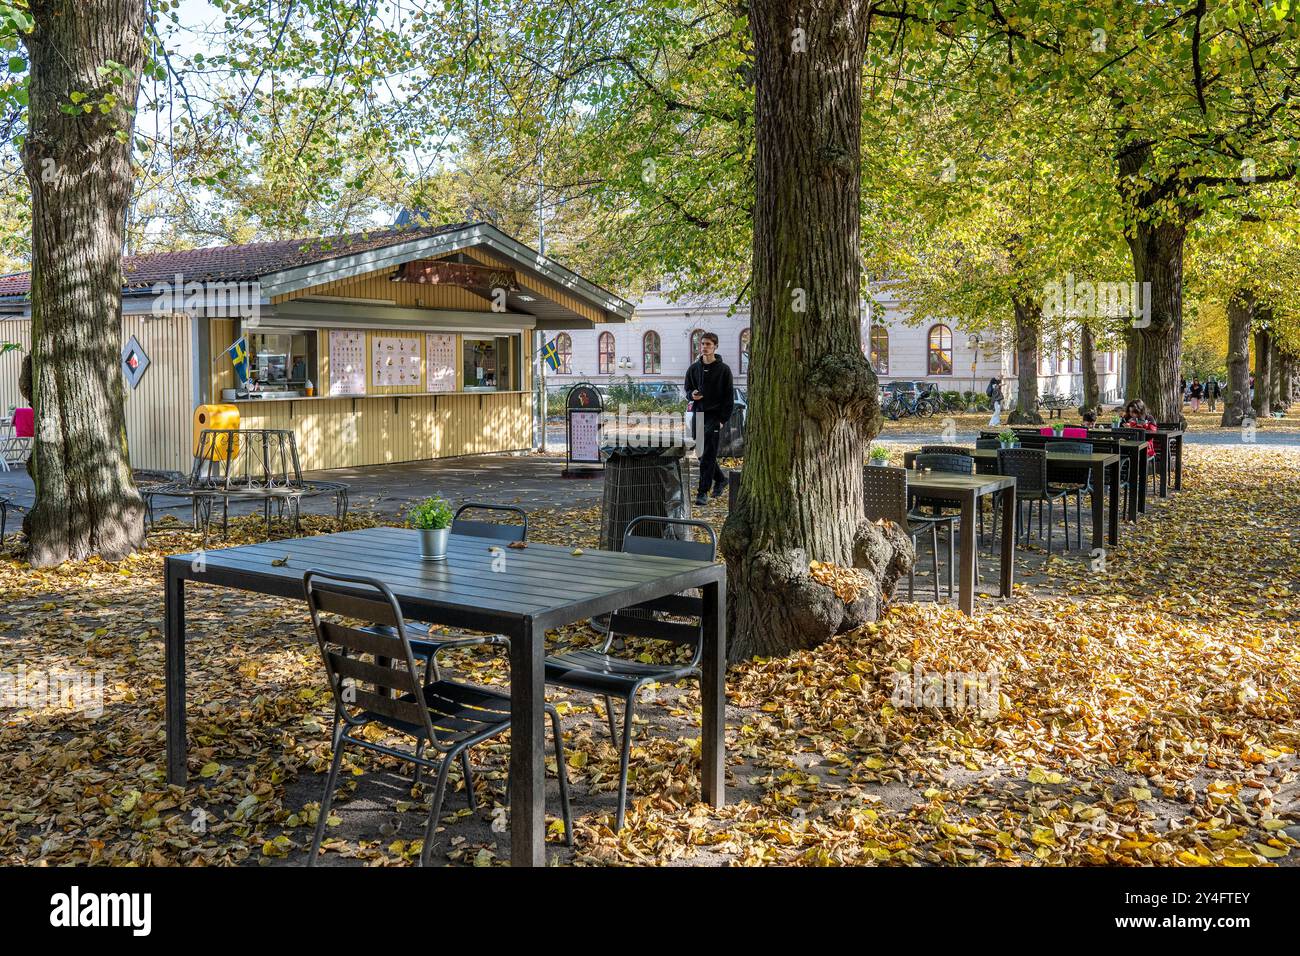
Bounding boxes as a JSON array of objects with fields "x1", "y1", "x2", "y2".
[{"x1": 696, "y1": 415, "x2": 725, "y2": 495}]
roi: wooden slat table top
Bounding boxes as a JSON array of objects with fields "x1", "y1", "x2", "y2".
[
  {"x1": 967, "y1": 449, "x2": 1120, "y2": 466},
  {"x1": 904, "y1": 469, "x2": 1014, "y2": 496},
  {"x1": 166, "y1": 526, "x2": 724, "y2": 629}
]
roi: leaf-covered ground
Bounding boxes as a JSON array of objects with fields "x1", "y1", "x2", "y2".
[{"x1": 0, "y1": 443, "x2": 1296, "y2": 866}]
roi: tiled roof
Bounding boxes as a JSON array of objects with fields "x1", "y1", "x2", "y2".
[{"x1": 0, "y1": 222, "x2": 471, "y2": 300}]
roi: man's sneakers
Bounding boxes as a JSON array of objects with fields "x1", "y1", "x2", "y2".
[
  {"x1": 694, "y1": 493, "x2": 709, "y2": 507},
  {"x1": 710, "y1": 481, "x2": 727, "y2": 499}
]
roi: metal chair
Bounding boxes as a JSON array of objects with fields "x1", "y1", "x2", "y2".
[
  {"x1": 975, "y1": 438, "x2": 1001, "y2": 449},
  {"x1": 863, "y1": 465, "x2": 957, "y2": 602},
  {"x1": 996, "y1": 448, "x2": 1071, "y2": 556},
  {"x1": 303, "y1": 571, "x2": 572, "y2": 866},
  {"x1": 0, "y1": 495, "x2": 9, "y2": 543},
  {"x1": 543, "y1": 515, "x2": 715, "y2": 831},
  {"x1": 919, "y1": 444, "x2": 973, "y2": 457},
  {"x1": 915, "y1": 453, "x2": 983, "y2": 587},
  {"x1": 1045, "y1": 440, "x2": 1094, "y2": 550}
]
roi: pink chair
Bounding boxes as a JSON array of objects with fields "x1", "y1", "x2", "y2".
[
  {"x1": 1038, "y1": 427, "x2": 1054, "y2": 436},
  {"x1": 1061, "y1": 427, "x2": 1089, "y2": 438},
  {"x1": 13, "y1": 407, "x2": 33, "y2": 438}
]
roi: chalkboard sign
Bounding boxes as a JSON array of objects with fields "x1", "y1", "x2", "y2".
[{"x1": 564, "y1": 382, "x2": 604, "y2": 476}]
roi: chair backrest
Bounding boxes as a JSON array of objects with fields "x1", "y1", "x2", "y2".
[
  {"x1": 611, "y1": 516, "x2": 717, "y2": 655},
  {"x1": 303, "y1": 571, "x2": 437, "y2": 745},
  {"x1": 1038, "y1": 427, "x2": 1055, "y2": 436},
  {"x1": 13, "y1": 408, "x2": 33, "y2": 438},
  {"x1": 863, "y1": 465, "x2": 909, "y2": 526},
  {"x1": 975, "y1": 437, "x2": 1000, "y2": 450},
  {"x1": 622, "y1": 515, "x2": 717, "y2": 562},
  {"x1": 1061, "y1": 427, "x2": 1089, "y2": 438},
  {"x1": 997, "y1": 447, "x2": 1047, "y2": 494},
  {"x1": 1050, "y1": 441, "x2": 1094, "y2": 456},
  {"x1": 914, "y1": 452, "x2": 974, "y2": 476},
  {"x1": 919, "y1": 444, "x2": 972, "y2": 457},
  {"x1": 452, "y1": 502, "x2": 527, "y2": 542},
  {"x1": 1048, "y1": 441, "x2": 1094, "y2": 485}
]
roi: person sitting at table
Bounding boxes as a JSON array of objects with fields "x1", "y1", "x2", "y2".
[
  {"x1": 1121, "y1": 399, "x2": 1157, "y2": 459},
  {"x1": 1081, "y1": 409, "x2": 1098, "y2": 427}
]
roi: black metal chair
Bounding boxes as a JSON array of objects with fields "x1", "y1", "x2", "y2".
[
  {"x1": 1044, "y1": 440, "x2": 1093, "y2": 550},
  {"x1": 0, "y1": 495, "x2": 9, "y2": 544},
  {"x1": 543, "y1": 515, "x2": 715, "y2": 831},
  {"x1": 996, "y1": 448, "x2": 1071, "y2": 556},
  {"x1": 303, "y1": 571, "x2": 572, "y2": 866},
  {"x1": 974, "y1": 438, "x2": 1001, "y2": 450},
  {"x1": 863, "y1": 465, "x2": 957, "y2": 602},
  {"x1": 919, "y1": 444, "x2": 973, "y2": 457},
  {"x1": 915, "y1": 452, "x2": 984, "y2": 586}
]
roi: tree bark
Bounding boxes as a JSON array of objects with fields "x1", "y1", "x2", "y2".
[
  {"x1": 1253, "y1": 320, "x2": 1272, "y2": 418},
  {"x1": 1269, "y1": 338, "x2": 1284, "y2": 409},
  {"x1": 1280, "y1": 353, "x2": 1296, "y2": 408},
  {"x1": 720, "y1": 0, "x2": 908, "y2": 662},
  {"x1": 20, "y1": 0, "x2": 147, "y2": 566},
  {"x1": 1009, "y1": 297, "x2": 1043, "y2": 424},
  {"x1": 1080, "y1": 324, "x2": 1100, "y2": 412},
  {"x1": 1221, "y1": 289, "x2": 1252, "y2": 426},
  {"x1": 1123, "y1": 218, "x2": 1186, "y2": 421}
]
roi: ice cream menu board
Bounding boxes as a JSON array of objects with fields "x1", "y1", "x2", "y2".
[
  {"x1": 568, "y1": 410, "x2": 603, "y2": 463},
  {"x1": 372, "y1": 335, "x2": 421, "y2": 387},
  {"x1": 328, "y1": 330, "x2": 366, "y2": 396},
  {"x1": 425, "y1": 333, "x2": 456, "y2": 393}
]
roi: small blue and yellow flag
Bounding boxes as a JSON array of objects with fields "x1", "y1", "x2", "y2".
[
  {"x1": 226, "y1": 336, "x2": 249, "y2": 385},
  {"x1": 540, "y1": 338, "x2": 561, "y2": 373}
]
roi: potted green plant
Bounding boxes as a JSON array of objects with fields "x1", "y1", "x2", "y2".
[
  {"x1": 1051, "y1": 422, "x2": 1065, "y2": 436},
  {"x1": 1111, "y1": 414, "x2": 1123, "y2": 430},
  {"x1": 868, "y1": 445, "x2": 890, "y2": 467},
  {"x1": 997, "y1": 427, "x2": 1019, "y2": 449},
  {"x1": 409, "y1": 496, "x2": 454, "y2": 561}
]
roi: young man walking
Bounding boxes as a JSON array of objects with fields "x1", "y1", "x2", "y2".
[{"x1": 685, "y1": 331, "x2": 735, "y2": 506}]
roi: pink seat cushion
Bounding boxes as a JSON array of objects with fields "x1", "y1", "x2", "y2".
[
  {"x1": 1062, "y1": 427, "x2": 1089, "y2": 438},
  {"x1": 13, "y1": 407, "x2": 33, "y2": 438},
  {"x1": 1038, "y1": 427, "x2": 1054, "y2": 436}
]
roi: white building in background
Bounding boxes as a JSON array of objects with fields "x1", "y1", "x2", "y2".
[{"x1": 543, "y1": 285, "x2": 1126, "y2": 403}]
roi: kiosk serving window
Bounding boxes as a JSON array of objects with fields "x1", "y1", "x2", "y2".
[
  {"x1": 462, "y1": 334, "x2": 521, "y2": 392},
  {"x1": 248, "y1": 330, "x2": 318, "y2": 390}
]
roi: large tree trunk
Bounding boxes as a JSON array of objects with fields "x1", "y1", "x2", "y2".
[
  {"x1": 1280, "y1": 353, "x2": 1296, "y2": 409},
  {"x1": 1009, "y1": 297, "x2": 1043, "y2": 424},
  {"x1": 1080, "y1": 324, "x2": 1100, "y2": 412},
  {"x1": 20, "y1": 0, "x2": 147, "y2": 566},
  {"x1": 720, "y1": 0, "x2": 908, "y2": 662},
  {"x1": 1123, "y1": 218, "x2": 1186, "y2": 421},
  {"x1": 1269, "y1": 339, "x2": 1284, "y2": 409},
  {"x1": 1253, "y1": 320, "x2": 1272, "y2": 418},
  {"x1": 1221, "y1": 289, "x2": 1252, "y2": 426}
]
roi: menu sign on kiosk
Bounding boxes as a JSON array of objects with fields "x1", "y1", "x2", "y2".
[{"x1": 563, "y1": 382, "x2": 604, "y2": 478}]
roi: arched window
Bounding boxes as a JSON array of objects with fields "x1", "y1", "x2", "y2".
[
  {"x1": 555, "y1": 333, "x2": 572, "y2": 374},
  {"x1": 690, "y1": 328, "x2": 704, "y2": 362},
  {"x1": 927, "y1": 324, "x2": 953, "y2": 375},
  {"x1": 642, "y1": 330, "x2": 661, "y2": 374},
  {"x1": 869, "y1": 325, "x2": 889, "y2": 374},
  {"x1": 598, "y1": 331, "x2": 615, "y2": 375},
  {"x1": 739, "y1": 328, "x2": 751, "y2": 375}
]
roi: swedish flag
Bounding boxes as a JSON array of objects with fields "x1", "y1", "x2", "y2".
[
  {"x1": 226, "y1": 337, "x2": 249, "y2": 385},
  {"x1": 540, "y1": 338, "x2": 561, "y2": 373}
]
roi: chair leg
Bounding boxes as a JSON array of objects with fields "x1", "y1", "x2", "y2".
[
  {"x1": 946, "y1": 523, "x2": 955, "y2": 600},
  {"x1": 930, "y1": 523, "x2": 941, "y2": 603},
  {"x1": 1046, "y1": 500, "x2": 1054, "y2": 557},
  {"x1": 418, "y1": 753, "x2": 455, "y2": 867},
  {"x1": 546, "y1": 704, "x2": 574, "y2": 848},
  {"x1": 460, "y1": 750, "x2": 477, "y2": 812},
  {"x1": 1062, "y1": 496, "x2": 1070, "y2": 552},
  {"x1": 413, "y1": 739, "x2": 427, "y2": 788},
  {"x1": 603, "y1": 694, "x2": 619, "y2": 745},
  {"x1": 307, "y1": 742, "x2": 346, "y2": 866},
  {"x1": 615, "y1": 692, "x2": 637, "y2": 831}
]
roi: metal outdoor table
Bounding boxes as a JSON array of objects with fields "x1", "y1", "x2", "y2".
[
  {"x1": 905, "y1": 470, "x2": 1016, "y2": 615},
  {"x1": 1152, "y1": 429, "x2": 1184, "y2": 496},
  {"x1": 907, "y1": 449, "x2": 1120, "y2": 549},
  {"x1": 980, "y1": 430, "x2": 1149, "y2": 519},
  {"x1": 163, "y1": 526, "x2": 726, "y2": 866}
]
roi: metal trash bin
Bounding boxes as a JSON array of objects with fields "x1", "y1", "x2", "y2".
[{"x1": 598, "y1": 443, "x2": 694, "y2": 552}]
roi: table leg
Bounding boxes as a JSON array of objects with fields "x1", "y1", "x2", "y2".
[
  {"x1": 999, "y1": 486, "x2": 1015, "y2": 599},
  {"x1": 1174, "y1": 436, "x2": 1183, "y2": 491},
  {"x1": 1090, "y1": 462, "x2": 1105, "y2": 550},
  {"x1": 1125, "y1": 448, "x2": 1140, "y2": 521},
  {"x1": 701, "y1": 576, "x2": 726, "y2": 808},
  {"x1": 1107, "y1": 461, "x2": 1120, "y2": 546},
  {"x1": 509, "y1": 618, "x2": 545, "y2": 867},
  {"x1": 165, "y1": 560, "x2": 188, "y2": 786},
  {"x1": 1157, "y1": 436, "x2": 1170, "y2": 498},
  {"x1": 958, "y1": 491, "x2": 976, "y2": 615},
  {"x1": 1138, "y1": 452, "x2": 1149, "y2": 514}
]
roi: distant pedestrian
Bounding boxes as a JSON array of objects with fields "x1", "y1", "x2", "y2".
[
  {"x1": 685, "y1": 331, "x2": 734, "y2": 507},
  {"x1": 1189, "y1": 378, "x2": 1203, "y2": 412},
  {"x1": 1206, "y1": 378, "x2": 1221, "y2": 412}
]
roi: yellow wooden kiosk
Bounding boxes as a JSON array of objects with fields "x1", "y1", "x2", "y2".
[{"x1": 0, "y1": 222, "x2": 631, "y2": 473}]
